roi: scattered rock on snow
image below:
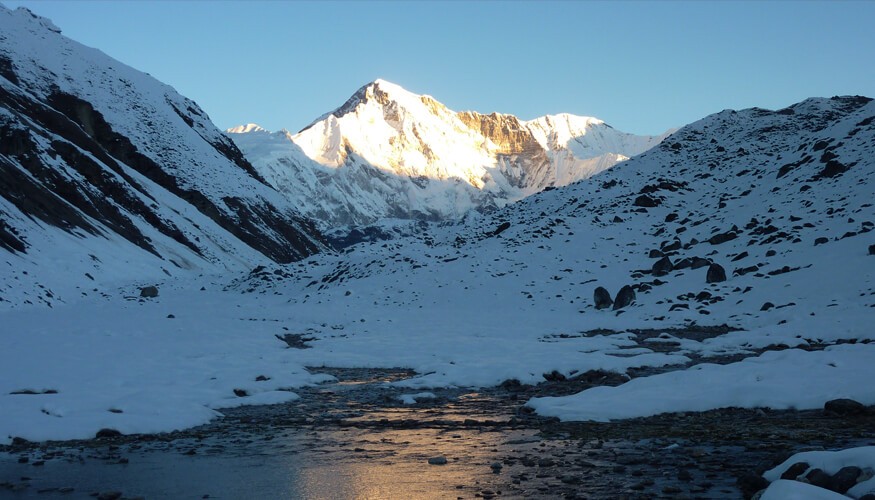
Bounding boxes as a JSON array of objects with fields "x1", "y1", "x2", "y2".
[
  {"x1": 613, "y1": 285, "x2": 636, "y2": 310},
  {"x1": 652, "y1": 256, "x2": 674, "y2": 276},
  {"x1": 139, "y1": 286, "x2": 158, "y2": 298},
  {"x1": 593, "y1": 286, "x2": 613, "y2": 309},
  {"x1": 869, "y1": 244, "x2": 875, "y2": 255},
  {"x1": 706, "y1": 263, "x2": 727, "y2": 283}
]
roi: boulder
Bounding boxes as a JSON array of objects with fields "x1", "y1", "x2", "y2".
[
  {"x1": 736, "y1": 472, "x2": 768, "y2": 499},
  {"x1": 708, "y1": 231, "x2": 737, "y2": 245},
  {"x1": 706, "y1": 263, "x2": 727, "y2": 283},
  {"x1": 832, "y1": 466, "x2": 863, "y2": 493},
  {"x1": 824, "y1": 398, "x2": 867, "y2": 416},
  {"x1": 593, "y1": 286, "x2": 613, "y2": 310},
  {"x1": 633, "y1": 194, "x2": 659, "y2": 207},
  {"x1": 95, "y1": 428, "x2": 122, "y2": 439},
  {"x1": 780, "y1": 462, "x2": 810, "y2": 480},
  {"x1": 652, "y1": 256, "x2": 674, "y2": 276},
  {"x1": 613, "y1": 285, "x2": 636, "y2": 310},
  {"x1": 690, "y1": 257, "x2": 711, "y2": 269},
  {"x1": 869, "y1": 244, "x2": 875, "y2": 255},
  {"x1": 139, "y1": 285, "x2": 158, "y2": 298}
]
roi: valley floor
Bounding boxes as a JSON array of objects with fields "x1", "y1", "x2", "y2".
[{"x1": 1, "y1": 275, "x2": 874, "y2": 498}]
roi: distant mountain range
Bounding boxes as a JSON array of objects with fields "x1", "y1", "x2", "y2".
[{"x1": 227, "y1": 79, "x2": 671, "y2": 228}]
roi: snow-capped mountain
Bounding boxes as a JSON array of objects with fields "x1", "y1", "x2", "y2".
[
  {"x1": 0, "y1": 6, "x2": 325, "y2": 308},
  {"x1": 227, "y1": 79, "x2": 671, "y2": 228}
]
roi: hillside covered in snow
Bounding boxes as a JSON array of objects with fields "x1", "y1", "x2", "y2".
[
  {"x1": 227, "y1": 79, "x2": 671, "y2": 228},
  {"x1": 0, "y1": 5, "x2": 325, "y2": 308}
]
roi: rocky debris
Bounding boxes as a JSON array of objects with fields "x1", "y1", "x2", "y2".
[
  {"x1": 543, "y1": 370, "x2": 566, "y2": 382},
  {"x1": 139, "y1": 286, "x2": 158, "y2": 298},
  {"x1": 233, "y1": 389, "x2": 248, "y2": 397},
  {"x1": 814, "y1": 236, "x2": 830, "y2": 246},
  {"x1": 427, "y1": 456, "x2": 448, "y2": 465},
  {"x1": 706, "y1": 263, "x2": 727, "y2": 283},
  {"x1": 761, "y1": 302, "x2": 775, "y2": 311},
  {"x1": 613, "y1": 285, "x2": 636, "y2": 310},
  {"x1": 275, "y1": 333, "x2": 315, "y2": 349},
  {"x1": 824, "y1": 398, "x2": 867, "y2": 416},
  {"x1": 593, "y1": 286, "x2": 613, "y2": 309},
  {"x1": 651, "y1": 256, "x2": 674, "y2": 276},
  {"x1": 869, "y1": 244, "x2": 875, "y2": 255}
]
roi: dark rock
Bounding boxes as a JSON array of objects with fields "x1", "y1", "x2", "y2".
[
  {"x1": 731, "y1": 252, "x2": 749, "y2": 262},
  {"x1": 648, "y1": 249, "x2": 664, "y2": 258},
  {"x1": 633, "y1": 194, "x2": 659, "y2": 208},
  {"x1": 612, "y1": 215, "x2": 624, "y2": 223},
  {"x1": 97, "y1": 492, "x2": 123, "y2": 500},
  {"x1": 805, "y1": 468, "x2": 833, "y2": 490},
  {"x1": 869, "y1": 244, "x2": 875, "y2": 255},
  {"x1": 543, "y1": 370, "x2": 566, "y2": 382},
  {"x1": 708, "y1": 231, "x2": 738, "y2": 245},
  {"x1": 662, "y1": 240, "x2": 682, "y2": 252},
  {"x1": 674, "y1": 258, "x2": 693, "y2": 270},
  {"x1": 233, "y1": 389, "x2": 248, "y2": 397},
  {"x1": 95, "y1": 428, "x2": 122, "y2": 439},
  {"x1": 736, "y1": 472, "x2": 768, "y2": 499},
  {"x1": 760, "y1": 302, "x2": 775, "y2": 311},
  {"x1": 593, "y1": 286, "x2": 613, "y2": 310},
  {"x1": 255, "y1": 375, "x2": 270, "y2": 382},
  {"x1": 651, "y1": 256, "x2": 674, "y2": 276},
  {"x1": 831, "y1": 466, "x2": 862, "y2": 493},
  {"x1": 690, "y1": 257, "x2": 711, "y2": 269},
  {"x1": 706, "y1": 263, "x2": 727, "y2": 283},
  {"x1": 613, "y1": 285, "x2": 636, "y2": 310},
  {"x1": 780, "y1": 462, "x2": 810, "y2": 480},
  {"x1": 766, "y1": 249, "x2": 777, "y2": 257},
  {"x1": 814, "y1": 237, "x2": 829, "y2": 246},
  {"x1": 428, "y1": 456, "x2": 447, "y2": 465},
  {"x1": 139, "y1": 286, "x2": 158, "y2": 298},
  {"x1": 824, "y1": 398, "x2": 866, "y2": 416},
  {"x1": 492, "y1": 221, "x2": 511, "y2": 236}
]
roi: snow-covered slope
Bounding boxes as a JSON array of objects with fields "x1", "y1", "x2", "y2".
[
  {"x1": 1, "y1": 95, "x2": 872, "y2": 443},
  {"x1": 231, "y1": 94, "x2": 875, "y2": 407},
  {"x1": 228, "y1": 79, "x2": 670, "y2": 228},
  {"x1": 0, "y1": 6, "x2": 326, "y2": 308}
]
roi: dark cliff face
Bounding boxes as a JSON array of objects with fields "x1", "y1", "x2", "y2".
[{"x1": 0, "y1": 8, "x2": 327, "y2": 269}]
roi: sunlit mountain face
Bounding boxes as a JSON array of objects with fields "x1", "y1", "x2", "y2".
[{"x1": 227, "y1": 79, "x2": 672, "y2": 228}]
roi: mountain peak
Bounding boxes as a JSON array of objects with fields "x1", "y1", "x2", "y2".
[{"x1": 227, "y1": 123, "x2": 268, "y2": 134}]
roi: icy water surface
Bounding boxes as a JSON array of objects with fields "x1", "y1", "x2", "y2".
[{"x1": 2, "y1": 367, "x2": 874, "y2": 499}]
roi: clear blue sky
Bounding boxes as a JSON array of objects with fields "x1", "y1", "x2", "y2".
[{"x1": 5, "y1": 1, "x2": 874, "y2": 135}]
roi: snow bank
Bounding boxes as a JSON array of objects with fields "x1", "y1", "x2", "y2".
[{"x1": 527, "y1": 344, "x2": 875, "y2": 421}]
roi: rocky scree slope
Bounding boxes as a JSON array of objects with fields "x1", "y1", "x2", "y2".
[
  {"x1": 0, "y1": 6, "x2": 326, "y2": 308},
  {"x1": 227, "y1": 79, "x2": 670, "y2": 229}
]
